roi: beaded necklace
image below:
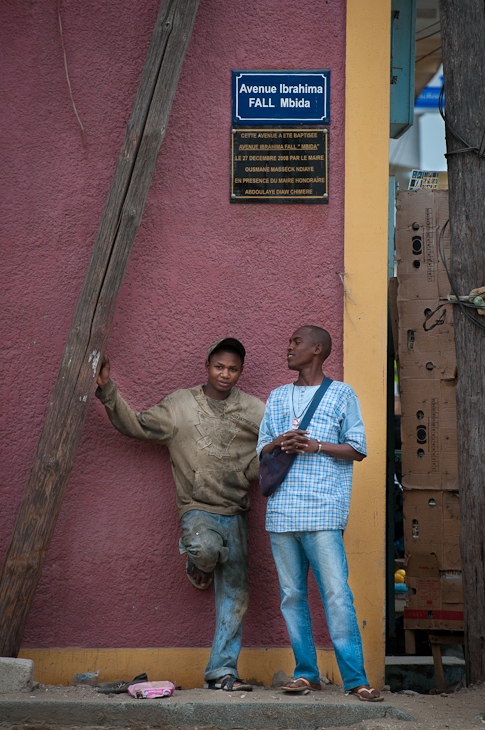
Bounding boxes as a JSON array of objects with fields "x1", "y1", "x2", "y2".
[{"x1": 290, "y1": 384, "x2": 314, "y2": 429}]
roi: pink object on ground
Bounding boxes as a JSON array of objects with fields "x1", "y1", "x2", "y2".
[{"x1": 127, "y1": 681, "x2": 175, "y2": 699}]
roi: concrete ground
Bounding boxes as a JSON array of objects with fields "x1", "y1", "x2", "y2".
[{"x1": 1, "y1": 682, "x2": 485, "y2": 730}]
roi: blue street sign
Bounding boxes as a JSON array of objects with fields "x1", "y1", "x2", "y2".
[{"x1": 232, "y1": 70, "x2": 330, "y2": 125}]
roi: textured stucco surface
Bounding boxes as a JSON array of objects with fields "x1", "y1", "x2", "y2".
[{"x1": 0, "y1": 0, "x2": 346, "y2": 649}]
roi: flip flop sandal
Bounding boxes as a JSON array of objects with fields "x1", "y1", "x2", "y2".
[
  {"x1": 96, "y1": 672, "x2": 148, "y2": 694},
  {"x1": 282, "y1": 677, "x2": 321, "y2": 692},
  {"x1": 186, "y1": 557, "x2": 213, "y2": 590},
  {"x1": 205, "y1": 675, "x2": 253, "y2": 691},
  {"x1": 350, "y1": 685, "x2": 384, "y2": 702}
]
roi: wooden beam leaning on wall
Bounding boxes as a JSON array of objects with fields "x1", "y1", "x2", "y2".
[{"x1": 0, "y1": 0, "x2": 200, "y2": 658}]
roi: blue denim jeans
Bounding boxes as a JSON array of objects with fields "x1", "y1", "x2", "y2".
[
  {"x1": 180, "y1": 510, "x2": 248, "y2": 681},
  {"x1": 269, "y1": 530, "x2": 368, "y2": 690}
]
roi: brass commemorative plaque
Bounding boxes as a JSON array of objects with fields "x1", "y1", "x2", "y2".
[{"x1": 230, "y1": 127, "x2": 328, "y2": 203}]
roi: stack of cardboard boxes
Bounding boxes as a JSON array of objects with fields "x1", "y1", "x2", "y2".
[{"x1": 395, "y1": 190, "x2": 463, "y2": 641}]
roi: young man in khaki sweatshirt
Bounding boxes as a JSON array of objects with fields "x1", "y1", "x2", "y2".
[{"x1": 96, "y1": 338, "x2": 264, "y2": 691}]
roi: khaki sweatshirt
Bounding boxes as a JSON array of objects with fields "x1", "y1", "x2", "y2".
[{"x1": 96, "y1": 381, "x2": 265, "y2": 518}]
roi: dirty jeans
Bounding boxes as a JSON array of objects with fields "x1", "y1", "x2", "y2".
[
  {"x1": 269, "y1": 529, "x2": 369, "y2": 691},
  {"x1": 180, "y1": 510, "x2": 248, "y2": 682}
]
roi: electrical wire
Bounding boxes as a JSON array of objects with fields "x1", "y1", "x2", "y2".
[
  {"x1": 431, "y1": 219, "x2": 485, "y2": 333},
  {"x1": 438, "y1": 84, "x2": 485, "y2": 157},
  {"x1": 422, "y1": 89, "x2": 485, "y2": 330},
  {"x1": 416, "y1": 45, "x2": 442, "y2": 63},
  {"x1": 415, "y1": 20, "x2": 440, "y2": 37},
  {"x1": 416, "y1": 29, "x2": 441, "y2": 41}
]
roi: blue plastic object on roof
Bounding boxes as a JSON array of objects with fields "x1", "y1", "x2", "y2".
[{"x1": 415, "y1": 77, "x2": 444, "y2": 110}]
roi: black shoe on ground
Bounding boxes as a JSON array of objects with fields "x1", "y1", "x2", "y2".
[{"x1": 96, "y1": 672, "x2": 148, "y2": 694}]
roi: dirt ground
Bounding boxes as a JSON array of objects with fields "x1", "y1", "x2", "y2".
[
  {"x1": 338, "y1": 682, "x2": 485, "y2": 729},
  {"x1": 1, "y1": 681, "x2": 485, "y2": 730}
]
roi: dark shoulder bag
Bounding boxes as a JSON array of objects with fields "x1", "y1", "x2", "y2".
[{"x1": 259, "y1": 378, "x2": 333, "y2": 498}]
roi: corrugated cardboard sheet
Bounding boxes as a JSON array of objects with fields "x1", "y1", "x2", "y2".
[
  {"x1": 400, "y1": 379, "x2": 458, "y2": 490},
  {"x1": 403, "y1": 490, "x2": 460, "y2": 569},
  {"x1": 397, "y1": 299, "x2": 456, "y2": 380},
  {"x1": 397, "y1": 190, "x2": 461, "y2": 629},
  {"x1": 404, "y1": 553, "x2": 463, "y2": 631},
  {"x1": 395, "y1": 190, "x2": 451, "y2": 302}
]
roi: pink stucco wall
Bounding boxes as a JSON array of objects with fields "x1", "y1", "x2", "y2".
[{"x1": 0, "y1": 0, "x2": 345, "y2": 649}]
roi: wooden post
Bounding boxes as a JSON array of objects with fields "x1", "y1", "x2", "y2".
[
  {"x1": 0, "y1": 0, "x2": 199, "y2": 657},
  {"x1": 439, "y1": 0, "x2": 485, "y2": 684}
]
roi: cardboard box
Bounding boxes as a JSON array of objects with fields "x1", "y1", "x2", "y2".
[
  {"x1": 404, "y1": 553, "x2": 463, "y2": 631},
  {"x1": 396, "y1": 190, "x2": 451, "y2": 302},
  {"x1": 403, "y1": 490, "x2": 461, "y2": 569},
  {"x1": 397, "y1": 299, "x2": 456, "y2": 380},
  {"x1": 400, "y1": 379, "x2": 458, "y2": 490}
]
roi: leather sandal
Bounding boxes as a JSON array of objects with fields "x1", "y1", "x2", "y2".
[
  {"x1": 205, "y1": 674, "x2": 253, "y2": 691},
  {"x1": 282, "y1": 677, "x2": 321, "y2": 692},
  {"x1": 350, "y1": 685, "x2": 383, "y2": 702}
]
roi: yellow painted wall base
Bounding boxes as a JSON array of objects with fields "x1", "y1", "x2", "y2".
[{"x1": 19, "y1": 647, "x2": 342, "y2": 688}]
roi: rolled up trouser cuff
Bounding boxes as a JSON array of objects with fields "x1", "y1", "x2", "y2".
[
  {"x1": 180, "y1": 512, "x2": 230, "y2": 572},
  {"x1": 204, "y1": 667, "x2": 238, "y2": 681}
]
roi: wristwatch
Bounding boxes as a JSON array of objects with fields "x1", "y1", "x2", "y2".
[{"x1": 316, "y1": 440, "x2": 322, "y2": 453}]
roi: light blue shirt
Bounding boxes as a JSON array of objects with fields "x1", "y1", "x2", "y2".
[{"x1": 257, "y1": 380, "x2": 366, "y2": 532}]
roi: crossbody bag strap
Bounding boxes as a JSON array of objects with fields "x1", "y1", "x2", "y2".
[{"x1": 298, "y1": 377, "x2": 333, "y2": 431}]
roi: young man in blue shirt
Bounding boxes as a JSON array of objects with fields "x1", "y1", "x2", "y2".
[{"x1": 257, "y1": 325, "x2": 382, "y2": 702}]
